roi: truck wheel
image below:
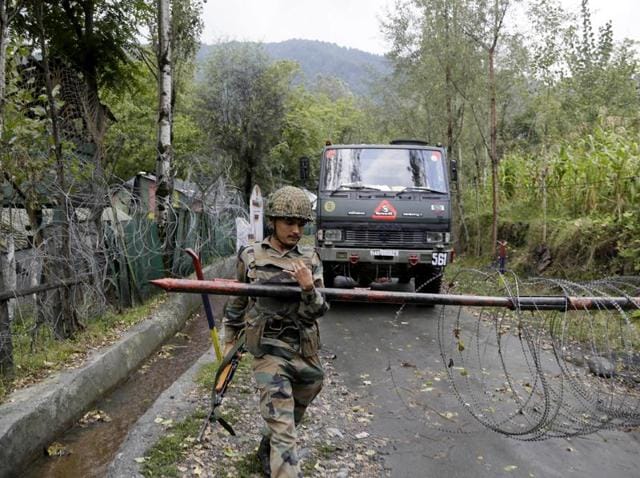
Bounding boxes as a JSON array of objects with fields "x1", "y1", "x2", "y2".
[
  {"x1": 358, "y1": 271, "x2": 375, "y2": 287},
  {"x1": 323, "y1": 269, "x2": 335, "y2": 288},
  {"x1": 415, "y1": 267, "x2": 443, "y2": 294},
  {"x1": 398, "y1": 266, "x2": 411, "y2": 284}
]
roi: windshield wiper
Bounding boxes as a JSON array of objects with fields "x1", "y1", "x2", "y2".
[
  {"x1": 394, "y1": 186, "x2": 446, "y2": 197},
  {"x1": 329, "y1": 183, "x2": 384, "y2": 196}
]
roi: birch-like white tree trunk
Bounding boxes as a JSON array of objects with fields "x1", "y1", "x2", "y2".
[
  {"x1": 155, "y1": 0, "x2": 174, "y2": 271},
  {"x1": 2, "y1": 234, "x2": 15, "y2": 320}
]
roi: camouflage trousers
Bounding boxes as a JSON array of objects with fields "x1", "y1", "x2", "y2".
[{"x1": 253, "y1": 351, "x2": 324, "y2": 478}]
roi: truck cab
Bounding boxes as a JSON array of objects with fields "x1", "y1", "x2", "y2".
[{"x1": 315, "y1": 140, "x2": 454, "y2": 293}]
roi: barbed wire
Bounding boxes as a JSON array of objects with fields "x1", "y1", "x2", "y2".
[
  {"x1": 436, "y1": 269, "x2": 640, "y2": 440},
  {"x1": 1, "y1": 172, "x2": 244, "y2": 368}
]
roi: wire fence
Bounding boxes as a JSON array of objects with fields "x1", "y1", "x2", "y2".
[{"x1": 0, "y1": 175, "x2": 244, "y2": 377}]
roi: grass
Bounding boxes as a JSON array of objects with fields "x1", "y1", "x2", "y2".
[
  {"x1": 0, "y1": 294, "x2": 167, "y2": 403},
  {"x1": 141, "y1": 409, "x2": 207, "y2": 477},
  {"x1": 233, "y1": 452, "x2": 263, "y2": 477},
  {"x1": 139, "y1": 356, "x2": 259, "y2": 478}
]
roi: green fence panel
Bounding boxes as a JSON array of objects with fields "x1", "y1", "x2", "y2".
[
  {"x1": 122, "y1": 215, "x2": 165, "y2": 300},
  {"x1": 103, "y1": 208, "x2": 238, "y2": 303}
]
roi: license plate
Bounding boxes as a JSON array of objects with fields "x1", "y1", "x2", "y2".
[
  {"x1": 370, "y1": 249, "x2": 399, "y2": 257},
  {"x1": 431, "y1": 252, "x2": 448, "y2": 266}
]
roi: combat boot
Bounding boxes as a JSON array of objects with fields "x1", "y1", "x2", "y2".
[{"x1": 257, "y1": 436, "x2": 271, "y2": 477}]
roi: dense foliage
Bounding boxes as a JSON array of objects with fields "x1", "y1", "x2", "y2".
[
  {"x1": 380, "y1": 0, "x2": 640, "y2": 275},
  {"x1": 0, "y1": 0, "x2": 638, "y2": 396},
  {"x1": 1, "y1": 0, "x2": 639, "y2": 321}
]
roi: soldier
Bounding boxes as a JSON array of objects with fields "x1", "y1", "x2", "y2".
[{"x1": 223, "y1": 186, "x2": 329, "y2": 478}]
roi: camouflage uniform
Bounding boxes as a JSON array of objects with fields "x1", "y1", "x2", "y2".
[{"x1": 223, "y1": 217, "x2": 328, "y2": 477}]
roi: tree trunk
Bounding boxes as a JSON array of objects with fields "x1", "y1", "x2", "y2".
[
  {"x1": 0, "y1": 1, "x2": 14, "y2": 375},
  {"x1": 155, "y1": 0, "x2": 174, "y2": 273},
  {"x1": 37, "y1": 4, "x2": 82, "y2": 339},
  {"x1": 2, "y1": 233, "x2": 15, "y2": 320},
  {"x1": 244, "y1": 157, "x2": 255, "y2": 207},
  {"x1": 88, "y1": 101, "x2": 108, "y2": 314},
  {"x1": 542, "y1": 157, "x2": 548, "y2": 244},
  {"x1": 0, "y1": 268, "x2": 12, "y2": 376},
  {"x1": 0, "y1": 0, "x2": 8, "y2": 137},
  {"x1": 455, "y1": 143, "x2": 470, "y2": 249},
  {"x1": 488, "y1": 45, "x2": 499, "y2": 252}
]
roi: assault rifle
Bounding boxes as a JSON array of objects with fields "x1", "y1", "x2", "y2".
[
  {"x1": 197, "y1": 335, "x2": 245, "y2": 440},
  {"x1": 184, "y1": 248, "x2": 245, "y2": 440}
]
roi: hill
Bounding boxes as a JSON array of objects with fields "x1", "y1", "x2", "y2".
[{"x1": 197, "y1": 39, "x2": 391, "y2": 96}]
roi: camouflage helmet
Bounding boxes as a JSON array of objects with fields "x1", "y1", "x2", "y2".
[{"x1": 265, "y1": 186, "x2": 314, "y2": 221}]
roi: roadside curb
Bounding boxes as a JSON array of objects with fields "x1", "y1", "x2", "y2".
[{"x1": 0, "y1": 256, "x2": 235, "y2": 478}]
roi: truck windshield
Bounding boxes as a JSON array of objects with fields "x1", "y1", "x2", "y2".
[{"x1": 321, "y1": 148, "x2": 447, "y2": 193}]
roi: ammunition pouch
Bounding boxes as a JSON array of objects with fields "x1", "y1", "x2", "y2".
[
  {"x1": 298, "y1": 320, "x2": 321, "y2": 357},
  {"x1": 244, "y1": 308, "x2": 320, "y2": 358}
]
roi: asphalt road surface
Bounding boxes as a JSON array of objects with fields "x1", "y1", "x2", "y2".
[{"x1": 320, "y1": 301, "x2": 640, "y2": 478}]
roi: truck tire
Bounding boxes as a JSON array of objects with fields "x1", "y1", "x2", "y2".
[
  {"x1": 415, "y1": 266, "x2": 443, "y2": 294},
  {"x1": 398, "y1": 266, "x2": 411, "y2": 284},
  {"x1": 357, "y1": 269, "x2": 376, "y2": 287},
  {"x1": 323, "y1": 268, "x2": 335, "y2": 288}
]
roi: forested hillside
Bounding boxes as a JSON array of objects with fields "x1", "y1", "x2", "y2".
[{"x1": 197, "y1": 39, "x2": 391, "y2": 95}]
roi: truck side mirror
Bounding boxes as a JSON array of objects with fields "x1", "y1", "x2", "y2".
[
  {"x1": 450, "y1": 159, "x2": 458, "y2": 182},
  {"x1": 299, "y1": 156, "x2": 310, "y2": 185}
]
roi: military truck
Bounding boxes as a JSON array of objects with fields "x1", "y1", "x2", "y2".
[{"x1": 313, "y1": 140, "x2": 455, "y2": 293}]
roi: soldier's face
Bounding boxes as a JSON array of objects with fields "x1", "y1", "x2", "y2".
[{"x1": 273, "y1": 218, "x2": 307, "y2": 249}]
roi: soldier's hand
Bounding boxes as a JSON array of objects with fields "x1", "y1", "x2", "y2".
[{"x1": 285, "y1": 259, "x2": 314, "y2": 291}]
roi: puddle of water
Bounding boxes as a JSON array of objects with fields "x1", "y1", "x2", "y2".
[{"x1": 22, "y1": 296, "x2": 225, "y2": 478}]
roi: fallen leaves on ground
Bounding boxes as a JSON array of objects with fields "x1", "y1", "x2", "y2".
[
  {"x1": 177, "y1": 352, "x2": 389, "y2": 477},
  {"x1": 78, "y1": 409, "x2": 112, "y2": 426},
  {"x1": 46, "y1": 442, "x2": 70, "y2": 457}
]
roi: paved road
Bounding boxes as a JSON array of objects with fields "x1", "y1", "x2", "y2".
[{"x1": 320, "y1": 301, "x2": 640, "y2": 478}]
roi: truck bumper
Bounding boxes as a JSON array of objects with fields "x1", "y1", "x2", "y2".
[{"x1": 318, "y1": 246, "x2": 453, "y2": 266}]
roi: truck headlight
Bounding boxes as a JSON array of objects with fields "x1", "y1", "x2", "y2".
[
  {"x1": 425, "y1": 232, "x2": 443, "y2": 243},
  {"x1": 323, "y1": 229, "x2": 343, "y2": 241}
]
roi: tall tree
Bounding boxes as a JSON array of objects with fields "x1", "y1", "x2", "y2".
[
  {"x1": 561, "y1": 0, "x2": 639, "y2": 129},
  {"x1": 462, "y1": 0, "x2": 514, "y2": 250},
  {"x1": 7, "y1": 0, "x2": 151, "y2": 337},
  {"x1": 0, "y1": 0, "x2": 22, "y2": 375},
  {"x1": 155, "y1": 0, "x2": 173, "y2": 270},
  {"x1": 382, "y1": 0, "x2": 483, "y2": 248},
  {"x1": 35, "y1": 1, "x2": 84, "y2": 338},
  {"x1": 197, "y1": 43, "x2": 296, "y2": 203},
  {"x1": 14, "y1": 1, "x2": 152, "y2": 239}
]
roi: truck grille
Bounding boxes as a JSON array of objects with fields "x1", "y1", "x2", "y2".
[{"x1": 344, "y1": 229, "x2": 424, "y2": 247}]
